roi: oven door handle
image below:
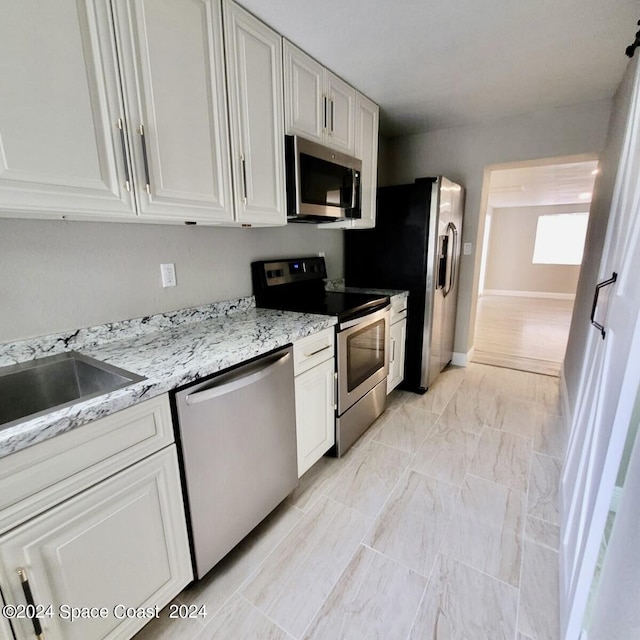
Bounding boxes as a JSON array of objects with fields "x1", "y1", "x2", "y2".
[{"x1": 339, "y1": 304, "x2": 391, "y2": 331}]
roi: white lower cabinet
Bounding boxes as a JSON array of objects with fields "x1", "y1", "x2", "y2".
[
  {"x1": 0, "y1": 396, "x2": 192, "y2": 640},
  {"x1": 387, "y1": 298, "x2": 408, "y2": 393},
  {"x1": 0, "y1": 447, "x2": 191, "y2": 640},
  {"x1": 293, "y1": 329, "x2": 336, "y2": 477}
]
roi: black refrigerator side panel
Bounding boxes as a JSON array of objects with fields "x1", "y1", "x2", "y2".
[
  {"x1": 345, "y1": 183, "x2": 429, "y2": 290},
  {"x1": 345, "y1": 180, "x2": 434, "y2": 392}
]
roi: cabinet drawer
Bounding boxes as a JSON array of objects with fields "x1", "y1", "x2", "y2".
[
  {"x1": 390, "y1": 297, "x2": 408, "y2": 324},
  {"x1": 0, "y1": 395, "x2": 173, "y2": 534},
  {"x1": 293, "y1": 327, "x2": 335, "y2": 375}
]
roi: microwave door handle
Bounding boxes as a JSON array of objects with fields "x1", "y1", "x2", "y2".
[{"x1": 351, "y1": 171, "x2": 360, "y2": 210}]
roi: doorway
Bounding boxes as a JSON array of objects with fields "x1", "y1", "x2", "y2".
[{"x1": 473, "y1": 157, "x2": 598, "y2": 376}]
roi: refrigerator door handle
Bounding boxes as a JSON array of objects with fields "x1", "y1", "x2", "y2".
[
  {"x1": 443, "y1": 222, "x2": 458, "y2": 298},
  {"x1": 437, "y1": 234, "x2": 448, "y2": 290}
]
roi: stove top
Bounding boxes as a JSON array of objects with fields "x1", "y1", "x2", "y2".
[
  {"x1": 261, "y1": 290, "x2": 389, "y2": 321},
  {"x1": 251, "y1": 257, "x2": 389, "y2": 322}
]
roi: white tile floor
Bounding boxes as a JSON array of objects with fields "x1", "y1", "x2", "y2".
[{"x1": 134, "y1": 363, "x2": 565, "y2": 640}]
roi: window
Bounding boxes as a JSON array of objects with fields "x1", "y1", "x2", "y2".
[{"x1": 532, "y1": 212, "x2": 589, "y2": 265}]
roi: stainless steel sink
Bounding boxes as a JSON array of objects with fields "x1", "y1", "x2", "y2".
[{"x1": 0, "y1": 352, "x2": 146, "y2": 431}]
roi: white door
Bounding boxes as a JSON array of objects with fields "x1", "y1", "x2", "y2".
[
  {"x1": 223, "y1": 0, "x2": 286, "y2": 226},
  {"x1": 0, "y1": 1, "x2": 136, "y2": 219},
  {"x1": 283, "y1": 40, "x2": 325, "y2": 143},
  {"x1": 112, "y1": 0, "x2": 234, "y2": 223},
  {"x1": 0, "y1": 448, "x2": 192, "y2": 640},
  {"x1": 326, "y1": 72, "x2": 356, "y2": 155},
  {"x1": 560, "y1": 58, "x2": 640, "y2": 640}
]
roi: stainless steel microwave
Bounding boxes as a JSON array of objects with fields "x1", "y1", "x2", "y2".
[{"x1": 285, "y1": 135, "x2": 362, "y2": 223}]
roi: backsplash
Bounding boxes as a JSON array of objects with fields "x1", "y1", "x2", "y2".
[{"x1": 1, "y1": 218, "x2": 344, "y2": 344}]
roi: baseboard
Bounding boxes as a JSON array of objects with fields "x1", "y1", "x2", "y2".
[
  {"x1": 482, "y1": 289, "x2": 576, "y2": 300},
  {"x1": 560, "y1": 363, "x2": 572, "y2": 424},
  {"x1": 451, "y1": 347, "x2": 474, "y2": 367}
]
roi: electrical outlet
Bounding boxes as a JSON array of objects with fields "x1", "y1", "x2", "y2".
[
  {"x1": 161, "y1": 263, "x2": 176, "y2": 288},
  {"x1": 463, "y1": 242, "x2": 472, "y2": 256},
  {"x1": 318, "y1": 251, "x2": 326, "y2": 258}
]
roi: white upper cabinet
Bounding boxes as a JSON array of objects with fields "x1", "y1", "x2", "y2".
[
  {"x1": 0, "y1": 1, "x2": 136, "y2": 219},
  {"x1": 0, "y1": 0, "x2": 236, "y2": 224},
  {"x1": 284, "y1": 43, "x2": 325, "y2": 143},
  {"x1": 326, "y1": 72, "x2": 356, "y2": 154},
  {"x1": 353, "y1": 92, "x2": 379, "y2": 228},
  {"x1": 283, "y1": 41, "x2": 356, "y2": 155},
  {"x1": 112, "y1": 0, "x2": 234, "y2": 223},
  {"x1": 223, "y1": 0, "x2": 286, "y2": 226}
]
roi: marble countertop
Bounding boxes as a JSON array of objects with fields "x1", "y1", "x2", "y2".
[{"x1": 0, "y1": 303, "x2": 336, "y2": 459}]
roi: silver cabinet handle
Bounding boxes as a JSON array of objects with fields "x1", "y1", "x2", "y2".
[
  {"x1": 590, "y1": 272, "x2": 617, "y2": 339},
  {"x1": 17, "y1": 567, "x2": 45, "y2": 639},
  {"x1": 304, "y1": 344, "x2": 331, "y2": 358},
  {"x1": 138, "y1": 124, "x2": 151, "y2": 194},
  {"x1": 116, "y1": 118, "x2": 131, "y2": 192},
  {"x1": 330, "y1": 98, "x2": 334, "y2": 135},
  {"x1": 391, "y1": 337, "x2": 396, "y2": 363},
  {"x1": 323, "y1": 95, "x2": 327, "y2": 131},
  {"x1": 333, "y1": 371, "x2": 338, "y2": 411},
  {"x1": 185, "y1": 352, "x2": 290, "y2": 405},
  {"x1": 240, "y1": 153, "x2": 248, "y2": 204}
]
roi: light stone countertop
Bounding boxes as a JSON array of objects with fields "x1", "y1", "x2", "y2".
[{"x1": 0, "y1": 301, "x2": 336, "y2": 459}]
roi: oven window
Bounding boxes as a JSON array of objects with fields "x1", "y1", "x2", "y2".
[{"x1": 346, "y1": 319, "x2": 386, "y2": 391}]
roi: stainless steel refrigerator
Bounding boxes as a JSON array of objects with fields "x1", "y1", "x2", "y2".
[{"x1": 345, "y1": 176, "x2": 464, "y2": 393}]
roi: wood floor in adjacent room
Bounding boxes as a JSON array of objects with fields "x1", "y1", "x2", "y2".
[{"x1": 472, "y1": 294, "x2": 575, "y2": 376}]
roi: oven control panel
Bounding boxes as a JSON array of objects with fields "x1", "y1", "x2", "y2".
[{"x1": 252, "y1": 257, "x2": 327, "y2": 289}]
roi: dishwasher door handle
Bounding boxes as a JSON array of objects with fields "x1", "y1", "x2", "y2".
[{"x1": 185, "y1": 351, "x2": 291, "y2": 405}]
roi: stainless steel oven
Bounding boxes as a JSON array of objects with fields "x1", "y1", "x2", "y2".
[
  {"x1": 337, "y1": 304, "x2": 390, "y2": 415},
  {"x1": 252, "y1": 256, "x2": 390, "y2": 457},
  {"x1": 335, "y1": 303, "x2": 390, "y2": 455}
]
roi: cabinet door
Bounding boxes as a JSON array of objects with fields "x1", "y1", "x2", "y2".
[
  {"x1": 326, "y1": 72, "x2": 356, "y2": 155},
  {"x1": 0, "y1": 447, "x2": 192, "y2": 640},
  {"x1": 223, "y1": 0, "x2": 286, "y2": 226},
  {"x1": 353, "y1": 93, "x2": 379, "y2": 229},
  {"x1": 295, "y1": 358, "x2": 336, "y2": 477},
  {"x1": 112, "y1": 0, "x2": 234, "y2": 224},
  {"x1": 0, "y1": 1, "x2": 136, "y2": 219},
  {"x1": 387, "y1": 319, "x2": 407, "y2": 393},
  {"x1": 283, "y1": 40, "x2": 324, "y2": 143}
]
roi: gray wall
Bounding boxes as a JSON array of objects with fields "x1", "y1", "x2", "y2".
[
  {"x1": 564, "y1": 58, "x2": 637, "y2": 415},
  {"x1": 484, "y1": 204, "x2": 585, "y2": 295},
  {"x1": 0, "y1": 219, "x2": 344, "y2": 343},
  {"x1": 387, "y1": 98, "x2": 612, "y2": 356}
]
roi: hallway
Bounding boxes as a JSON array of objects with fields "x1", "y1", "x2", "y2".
[
  {"x1": 473, "y1": 294, "x2": 574, "y2": 376},
  {"x1": 135, "y1": 363, "x2": 566, "y2": 640}
]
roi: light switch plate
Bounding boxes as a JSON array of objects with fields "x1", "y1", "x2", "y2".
[
  {"x1": 161, "y1": 263, "x2": 176, "y2": 287},
  {"x1": 463, "y1": 242, "x2": 472, "y2": 256}
]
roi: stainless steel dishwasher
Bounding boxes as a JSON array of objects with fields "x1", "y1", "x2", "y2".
[{"x1": 173, "y1": 346, "x2": 297, "y2": 579}]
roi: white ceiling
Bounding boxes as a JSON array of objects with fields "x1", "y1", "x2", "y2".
[
  {"x1": 238, "y1": 0, "x2": 638, "y2": 136},
  {"x1": 487, "y1": 160, "x2": 599, "y2": 208}
]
